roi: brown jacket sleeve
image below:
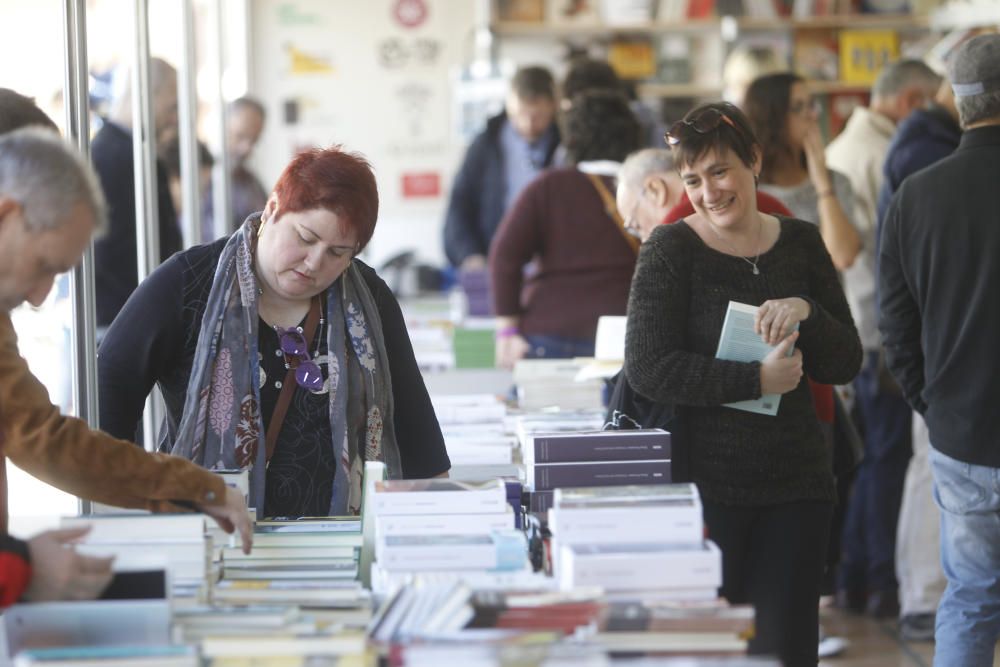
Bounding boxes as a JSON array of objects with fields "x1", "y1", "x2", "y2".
[{"x1": 0, "y1": 314, "x2": 224, "y2": 512}]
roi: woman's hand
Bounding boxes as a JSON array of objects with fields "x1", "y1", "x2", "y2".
[
  {"x1": 803, "y1": 124, "x2": 832, "y2": 192},
  {"x1": 495, "y1": 333, "x2": 530, "y2": 370},
  {"x1": 755, "y1": 297, "x2": 810, "y2": 346},
  {"x1": 760, "y1": 331, "x2": 803, "y2": 395}
]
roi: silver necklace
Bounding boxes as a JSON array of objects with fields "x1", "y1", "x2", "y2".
[{"x1": 707, "y1": 215, "x2": 763, "y2": 275}]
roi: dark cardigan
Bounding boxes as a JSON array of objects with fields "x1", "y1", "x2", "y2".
[{"x1": 625, "y1": 217, "x2": 862, "y2": 506}]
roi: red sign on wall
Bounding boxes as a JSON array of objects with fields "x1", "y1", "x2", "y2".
[{"x1": 401, "y1": 171, "x2": 440, "y2": 198}]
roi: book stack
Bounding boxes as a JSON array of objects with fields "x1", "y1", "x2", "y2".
[
  {"x1": 61, "y1": 513, "x2": 211, "y2": 604},
  {"x1": 521, "y1": 429, "x2": 672, "y2": 514},
  {"x1": 432, "y1": 393, "x2": 514, "y2": 467},
  {"x1": 551, "y1": 484, "x2": 723, "y2": 602},
  {"x1": 513, "y1": 359, "x2": 605, "y2": 411},
  {"x1": 215, "y1": 516, "x2": 367, "y2": 607},
  {"x1": 588, "y1": 598, "x2": 756, "y2": 656},
  {"x1": 370, "y1": 478, "x2": 540, "y2": 594}
]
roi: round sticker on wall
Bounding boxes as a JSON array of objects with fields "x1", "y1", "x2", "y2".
[{"x1": 393, "y1": 0, "x2": 428, "y2": 28}]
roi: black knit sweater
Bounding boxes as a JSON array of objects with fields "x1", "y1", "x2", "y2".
[{"x1": 624, "y1": 217, "x2": 861, "y2": 506}]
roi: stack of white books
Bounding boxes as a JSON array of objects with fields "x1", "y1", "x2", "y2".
[
  {"x1": 60, "y1": 513, "x2": 210, "y2": 604},
  {"x1": 221, "y1": 516, "x2": 362, "y2": 582},
  {"x1": 551, "y1": 484, "x2": 722, "y2": 600},
  {"x1": 432, "y1": 393, "x2": 516, "y2": 467},
  {"x1": 513, "y1": 359, "x2": 605, "y2": 411},
  {"x1": 370, "y1": 478, "x2": 542, "y2": 594}
]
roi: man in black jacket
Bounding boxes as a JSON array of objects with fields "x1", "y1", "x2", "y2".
[
  {"x1": 879, "y1": 34, "x2": 1000, "y2": 664},
  {"x1": 443, "y1": 66, "x2": 558, "y2": 269}
]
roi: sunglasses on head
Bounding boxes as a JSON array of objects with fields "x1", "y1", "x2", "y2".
[
  {"x1": 277, "y1": 326, "x2": 324, "y2": 391},
  {"x1": 665, "y1": 107, "x2": 739, "y2": 146}
]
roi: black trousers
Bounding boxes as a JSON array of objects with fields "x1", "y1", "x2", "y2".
[{"x1": 703, "y1": 499, "x2": 834, "y2": 667}]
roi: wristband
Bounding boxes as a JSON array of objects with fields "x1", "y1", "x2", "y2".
[{"x1": 496, "y1": 325, "x2": 519, "y2": 339}]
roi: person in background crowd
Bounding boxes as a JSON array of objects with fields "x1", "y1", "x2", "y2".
[
  {"x1": 206, "y1": 96, "x2": 269, "y2": 239},
  {"x1": 614, "y1": 148, "x2": 684, "y2": 242},
  {"x1": 0, "y1": 123, "x2": 251, "y2": 607},
  {"x1": 879, "y1": 34, "x2": 1000, "y2": 665},
  {"x1": 561, "y1": 56, "x2": 666, "y2": 153},
  {"x1": 160, "y1": 133, "x2": 215, "y2": 240},
  {"x1": 99, "y1": 146, "x2": 450, "y2": 518},
  {"x1": 744, "y1": 72, "x2": 860, "y2": 271},
  {"x1": 91, "y1": 57, "x2": 182, "y2": 331},
  {"x1": 824, "y1": 58, "x2": 942, "y2": 621},
  {"x1": 626, "y1": 101, "x2": 861, "y2": 667},
  {"x1": 443, "y1": 66, "x2": 559, "y2": 270},
  {"x1": 876, "y1": 75, "x2": 961, "y2": 643},
  {"x1": 721, "y1": 45, "x2": 787, "y2": 108},
  {"x1": 490, "y1": 90, "x2": 640, "y2": 369}
]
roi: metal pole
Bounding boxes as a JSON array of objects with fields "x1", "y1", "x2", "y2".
[
  {"x1": 210, "y1": 0, "x2": 233, "y2": 240},
  {"x1": 63, "y1": 0, "x2": 97, "y2": 516},
  {"x1": 178, "y1": 0, "x2": 202, "y2": 248},
  {"x1": 132, "y1": 0, "x2": 160, "y2": 278},
  {"x1": 131, "y1": 0, "x2": 161, "y2": 452}
]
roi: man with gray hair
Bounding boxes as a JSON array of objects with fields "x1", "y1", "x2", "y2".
[
  {"x1": 879, "y1": 34, "x2": 1000, "y2": 664},
  {"x1": 0, "y1": 128, "x2": 252, "y2": 606},
  {"x1": 615, "y1": 148, "x2": 684, "y2": 243},
  {"x1": 825, "y1": 58, "x2": 941, "y2": 619}
]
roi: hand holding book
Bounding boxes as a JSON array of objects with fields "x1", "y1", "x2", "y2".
[
  {"x1": 760, "y1": 331, "x2": 803, "y2": 396},
  {"x1": 754, "y1": 297, "x2": 811, "y2": 345}
]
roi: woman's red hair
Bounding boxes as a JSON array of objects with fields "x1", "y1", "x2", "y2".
[{"x1": 271, "y1": 146, "x2": 378, "y2": 250}]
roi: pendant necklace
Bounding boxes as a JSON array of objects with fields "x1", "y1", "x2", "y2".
[{"x1": 709, "y1": 214, "x2": 763, "y2": 275}]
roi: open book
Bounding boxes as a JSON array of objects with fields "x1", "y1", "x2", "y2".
[{"x1": 715, "y1": 301, "x2": 795, "y2": 416}]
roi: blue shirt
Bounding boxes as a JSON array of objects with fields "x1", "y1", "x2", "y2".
[{"x1": 500, "y1": 119, "x2": 557, "y2": 212}]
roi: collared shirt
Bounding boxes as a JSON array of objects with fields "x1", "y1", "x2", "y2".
[
  {"x1": 826, "y1": 106, "x2": 896, "y2": 351},
  {"x1": 500, "y1": 119, "x2": 557, "y2": 211}
]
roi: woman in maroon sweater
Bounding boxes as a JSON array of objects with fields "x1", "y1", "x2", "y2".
[{"x1": 490, "y1": 90, "x2": 640, "y2": 368}]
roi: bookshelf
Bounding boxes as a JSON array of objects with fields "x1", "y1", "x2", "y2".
[{"x1": 491, "y1": 0, "x2": 940, "y2": 129}]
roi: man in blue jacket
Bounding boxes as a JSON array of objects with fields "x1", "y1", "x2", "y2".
[
  {"x1": 443, "y1": 66, "x2": 559, "y2": 270},
  {"x1": 879, "y1": 34, "x2": 1000, "y2": 664}
]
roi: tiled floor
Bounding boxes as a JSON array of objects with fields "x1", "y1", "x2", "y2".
[{"x1": 818, "y1": 606, "x2": 1000, "y2": 666}]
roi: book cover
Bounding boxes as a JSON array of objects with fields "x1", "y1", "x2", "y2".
[
  {"x1": 550, "y1": 500, "x2": 703, "y2": 545},
  {"x1": 839, "y1": 29, "x2": 899, "y2": 85},
  {"x1": 378, "y1": 531, "x2": 528, "y2": 572},
  {"x1": 609, "y1": 38, "x2": 658, "y2": 80},
  {"x1": 793, "y1": 29, "x2": 840, "y2": 81},
  {"x1": 554, "y1": 482, "x2": 698, "y2": 505},
  {"x1": 527, "y1": 459, "x2": 672, "y2": 490},
  {"x1": 375, "y1": 508, "x2": 513, "y2": 540},
  {"x1": 523, "y1": 429, "x2": 671, "y2": 464},
  {"x1": 559, "y1": 540, "x2": 722, "y2": 592},
  {"x1": 373, "y1": 478, "x2": 508, "y2": 515},
  {"x1": 715, "y1": 300, "x2": 794, "y2": 416}
]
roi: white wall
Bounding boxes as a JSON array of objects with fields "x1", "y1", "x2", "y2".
[{"x1": 249, "y1": 0, "x2": 480, "y2": 269}]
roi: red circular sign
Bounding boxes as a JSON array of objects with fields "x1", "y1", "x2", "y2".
[{"x1": 393, "y1": 0, "x2": 428, "y2": 28}]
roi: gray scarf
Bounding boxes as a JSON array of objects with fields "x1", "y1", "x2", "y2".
[{"x1": 168, "y1": 217, "x2": 402, "y2": 514}]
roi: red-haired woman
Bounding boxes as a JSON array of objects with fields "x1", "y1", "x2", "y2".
[{"x1": 98, "y1": 147, "x2": 450, "y2": 517}]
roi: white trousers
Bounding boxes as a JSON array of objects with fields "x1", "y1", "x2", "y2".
[{"x1": 895, "y1": 412, "x2": 946, "y2": 615}]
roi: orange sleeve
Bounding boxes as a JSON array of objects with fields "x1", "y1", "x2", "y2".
[{"x1": 0, "y1": 315, "x2": 225, "y2": 513}]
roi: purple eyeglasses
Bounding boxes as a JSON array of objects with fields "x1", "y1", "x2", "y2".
[{"x1": 277, "y1": 326, "x2": 324, "y2": 391}]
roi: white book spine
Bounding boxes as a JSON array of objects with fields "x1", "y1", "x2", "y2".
[
  {"x1": 552, "y1": 504, "x2": 703, "y2": 545},
  {"x1": 560, "y1": 541, "x2": 722, "y2": 592},
  {"x1": 375, "y1": 511, "x2": 512, "y2": 540},
  {"x1": 373, "y1": 492, "x2": 508, "y2": 516}
]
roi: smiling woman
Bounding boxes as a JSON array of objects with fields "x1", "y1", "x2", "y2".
[
  {"x1": 624, "y1": 101, "x2": 862, "y2": 666},
  {"x1": 97, "y1": 146, "x2": 450, "y2": 517}
]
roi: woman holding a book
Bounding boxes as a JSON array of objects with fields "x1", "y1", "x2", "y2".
[
  {"x1": 624, "y1": 101, "x2": 861, "y2": 667},
  {"x1": 98, "y1": 147, "x2": 450, "y2": 518}
]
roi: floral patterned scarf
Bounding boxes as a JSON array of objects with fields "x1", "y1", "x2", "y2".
[{"x1": 167, "y1": 217, "x2": 402, "y2": 514}]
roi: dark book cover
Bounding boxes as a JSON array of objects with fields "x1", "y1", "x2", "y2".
[
  {"x1": 526, "y1": 490, "x2": 554, "y2": 514},
  {"x1": 527, "y1": 429, "x2": 671, "y2": 464},
  {"x1": 530, "y1": 460, "x2": 672, "y2": 491}
]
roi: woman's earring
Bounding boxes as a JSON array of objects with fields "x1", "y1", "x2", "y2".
[{"x1": 754, "y1": 173, "x2": 760, "y2": 188}]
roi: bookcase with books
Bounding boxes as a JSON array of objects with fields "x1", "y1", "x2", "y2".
[{"x1": 493, "y1": 0, "x2": 943, "y2": 138}]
